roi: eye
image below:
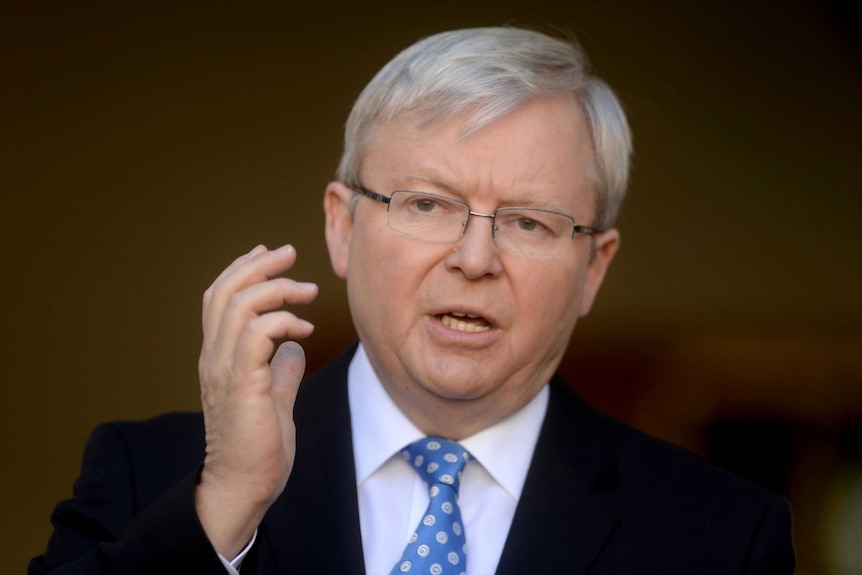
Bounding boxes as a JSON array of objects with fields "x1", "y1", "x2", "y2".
[
  {"x1": 400, "y1": 193, "x2": 460, "y2": 216},
  {"x1": 508, "y1": 215, "x2": 552, "y2": 234},
  {"x1": 515, "y1": 217, "x2": 544, "y2": 232},
  {"x1": 497, "y1": 208, "x2": 570, "y2": 238},
  {"x1": 413, "y1": 198, "x2": 439, "y2": 213}
]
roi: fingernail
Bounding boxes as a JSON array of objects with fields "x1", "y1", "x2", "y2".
[
  {"x1": 297, "y1": 282, "x2": 318, "y2": 291},
  {"x1": 273, "y1": 244, "x2": 295, "y2": 256}
]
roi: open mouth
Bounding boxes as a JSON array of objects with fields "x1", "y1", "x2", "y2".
[{"x1": 438, "y1": 312, "x2": 492, "y2": 333}]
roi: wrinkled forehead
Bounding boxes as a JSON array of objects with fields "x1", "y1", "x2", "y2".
[
  {"x1": 357, "y1": 98, "x2": 600, "y2": 222},
  {"x1": 357, "y1": 97, "x2": 600, "y2": 203}
]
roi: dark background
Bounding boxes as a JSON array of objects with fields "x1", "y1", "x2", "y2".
[{"x1": 3, "y1": 1, "x2": 860, "y2": 573}]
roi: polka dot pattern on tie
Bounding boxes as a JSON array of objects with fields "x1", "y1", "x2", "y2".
[{"x1": 390, "y1": 438, "x2": 471, "y2": 575}]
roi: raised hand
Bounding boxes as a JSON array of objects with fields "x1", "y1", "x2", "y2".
[{"x1": 194, "y1": 244, "x2": 319, "y2": 558}]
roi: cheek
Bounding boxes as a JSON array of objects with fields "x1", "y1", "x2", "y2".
[
  {"x1": 512, "y1": 264, "x2": 585, "y2": 337},
  {"x1": 347, "y1": 227, "x2": 396, "y2": 313},
  {"x1": 346, "y1": 225, "x2": 434, "y2": 328}
]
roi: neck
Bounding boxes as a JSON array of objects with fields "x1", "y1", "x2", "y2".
[{"x1": 380, "y1": 375, "x2": 544, "y2": 440}]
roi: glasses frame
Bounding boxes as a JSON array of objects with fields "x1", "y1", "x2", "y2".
[{"x1": 353, "y1": 185, "x2": 598, "y2": 254}]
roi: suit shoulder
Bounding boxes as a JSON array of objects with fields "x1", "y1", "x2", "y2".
[
  {"x1": 93, "y1": 411, "x2": 205, "y2": 451},
  {"x1": 549, "y1": 381, "x2": 786, "y2": 513},
  {"x1": 604, "y1": 410, "x2": 778, "y2": 503},
  {"x1": 87, "y1": 412, "x2": 206, "y2": 499}
]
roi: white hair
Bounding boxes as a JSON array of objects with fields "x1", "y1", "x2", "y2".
[{"x1": 336, "y1": 27, "x2": 632, "y2": 230}]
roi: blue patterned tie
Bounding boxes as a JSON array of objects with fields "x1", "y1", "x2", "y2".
[{"x1": 390, "y1": 438, "x2": 471, "y2": 575}]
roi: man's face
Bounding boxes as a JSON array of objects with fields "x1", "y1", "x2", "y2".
[{"x1": 324, "y1": 97, "x2": 619, "y2": 436}]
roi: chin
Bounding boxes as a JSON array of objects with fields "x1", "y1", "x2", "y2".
[
  {"x1": 422, "y1": 381, "x2": 490, "y2": 402},
  {"x1": 414, "y1": 363, "x2": 498, "y2": 401}
]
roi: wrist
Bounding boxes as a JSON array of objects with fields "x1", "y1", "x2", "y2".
[{"x1": 194, "y1": 472, "x2": 270, "y2": 559}]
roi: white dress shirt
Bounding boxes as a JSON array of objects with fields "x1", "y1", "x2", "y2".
[
  {"x1": 349, "y1": 344, "x2": 548, "y2": 575},
  {"x1": 221, "y1": 343, "x2": 549, "y2": 574}
]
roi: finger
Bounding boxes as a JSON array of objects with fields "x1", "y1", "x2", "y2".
[
  {"x1": 270, "y1": 341, "x2": 307, "y2": 413},
  {"x1": 208, "y1": 278, "x2": 318, "y2": 369},
  {"x1": 204, "y1": 244, "x2": 296, "y2": 334},
  {"x1": 202, "y1": 244, "x2": 268, "y2": 322},
  {"x1": 203, "y1": 244, "x2": 301, "y2": 341},
  {"x1": 215, "y1": 244, "x2": 269, "y2": 283},
  {"x1": 229, "y1": 310, "x2": 315, "y2": 392}
]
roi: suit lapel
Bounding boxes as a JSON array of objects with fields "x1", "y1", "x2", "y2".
[
  {"x1": 253, "y1": 344, "x2": 367, "y2": 575},
  {"x1": 496, "y1": 378, "x2": 621, "y2": 575},
  {"x1": 244, "y1": 351, "x2": 620, "y2": 574}
]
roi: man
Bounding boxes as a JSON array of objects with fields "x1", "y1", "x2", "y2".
[{"x1": 32, "y1": 27, "x2": 795, "y2": 574}]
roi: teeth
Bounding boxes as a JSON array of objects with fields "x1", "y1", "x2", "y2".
[
  {"x1": 440, "y1": 314, "x2": 491, "y2": 333},
  {"x1": 451, "y1": 312, "x2": 480, "y2": 319}
]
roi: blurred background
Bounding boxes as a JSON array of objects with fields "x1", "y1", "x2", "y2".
[{"x1": 3, "y1": 1, "x2": 860, "y2": 572}]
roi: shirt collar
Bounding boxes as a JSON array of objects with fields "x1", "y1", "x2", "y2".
[
  {"x1": 348, "y1": 343, "x2": 549, "y2": 500},
  {"x1": 349, "y1": 344, "x2": 425, "y2": 485}
]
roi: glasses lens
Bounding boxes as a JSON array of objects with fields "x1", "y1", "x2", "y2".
[
  {"x1": 385, "y1": 192, "x2": 577, "y2": 255},
  {"x1": 388, "y1": 191, "x2": 468, "y2": 242},
  {"x1": 494, "y1": 208, "x2": 574, "y2": 256}
]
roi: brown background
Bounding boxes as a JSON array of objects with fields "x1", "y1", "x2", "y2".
[{"x1": 3, "y1": 1, "x2": 861, "y2": 573}]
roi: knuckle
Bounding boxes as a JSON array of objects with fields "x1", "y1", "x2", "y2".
[
  {"x1": 244, "y1": 315, "x2": 270, "y2": 337},
  {"x1": 225, "y1": 290, "x2": 250, "y2": 313}
]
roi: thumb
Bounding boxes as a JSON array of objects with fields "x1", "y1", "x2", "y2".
[{"x1": 270, "y1": 341, "x2": 307, "y2": 411}]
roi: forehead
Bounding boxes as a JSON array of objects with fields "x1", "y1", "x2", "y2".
[{"x1": 361, "y1": 97, "x2": 597, "y2": 214}]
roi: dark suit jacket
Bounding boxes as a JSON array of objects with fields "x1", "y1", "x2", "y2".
[{"x1": 31, "y1": 345, "x2": 795, "y2": 574}]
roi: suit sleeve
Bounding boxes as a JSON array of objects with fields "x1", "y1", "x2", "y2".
[
  {"x1": 29, "y1": 422, "x2": 229, "y2": 575},
  {"x1": 742, "y1": 496, "x2": 796, "y2": 575}
]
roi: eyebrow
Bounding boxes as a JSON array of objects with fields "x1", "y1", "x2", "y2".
[
  {"x1": 387, "y1": 171, "x2": 572, "y2": 214},
  {"x1": 388, "y1": 171, "x2": 461, "y2": 196}
]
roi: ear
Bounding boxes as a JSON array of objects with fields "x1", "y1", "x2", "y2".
[
  {"x1": 578, "y1": 228, "x2": 620, "y2": 317},
  {"x1": 324, "y1": 181, "x2": 355, "y2": 279}
]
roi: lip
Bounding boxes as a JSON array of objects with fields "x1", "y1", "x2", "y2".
[
  {"x1": 429, "y1": 305, "x2": 498, "y2": 328},
  {"x1": 427, "y1": 306, "x2": 500, "y2": 343},
  {"x1": 439, "y1": 313, "x2": 491, "y2": 333}
]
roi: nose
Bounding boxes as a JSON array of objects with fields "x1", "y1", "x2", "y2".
[{"x1": 445, "y1": 212, "x2": 503, "y2": 279}]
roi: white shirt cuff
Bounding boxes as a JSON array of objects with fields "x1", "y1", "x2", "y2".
[{"x1": 216, "y1": 529, "x2": 257, "y2": 574}]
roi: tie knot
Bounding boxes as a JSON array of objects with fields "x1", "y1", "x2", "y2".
[{"x1": 401, "y1": 438, "x2": 470, "y2": 494}]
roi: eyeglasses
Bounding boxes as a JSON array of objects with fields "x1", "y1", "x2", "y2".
[{"x1": 354, "y1": 185, "x2": 598, "y2": 256}]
